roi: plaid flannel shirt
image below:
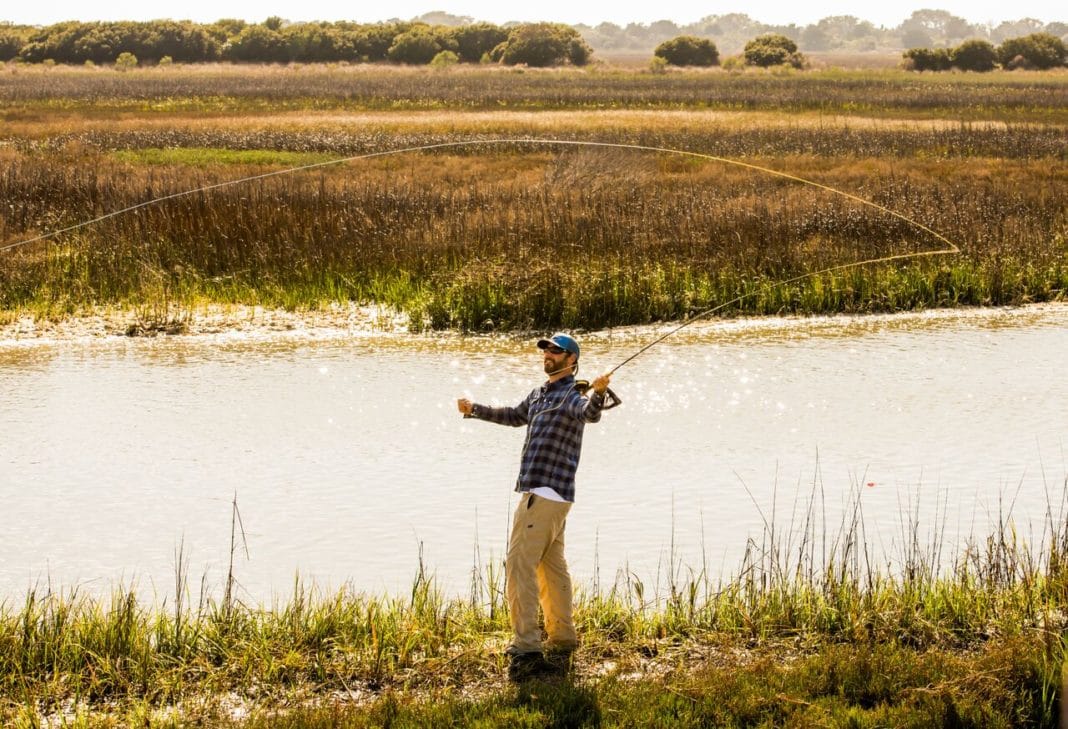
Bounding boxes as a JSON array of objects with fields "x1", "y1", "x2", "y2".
[{"x1": 470, "y1": 374, "x2": 604, "y2": 503}]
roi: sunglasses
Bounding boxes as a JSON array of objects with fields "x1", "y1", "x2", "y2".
[{"x1": 543, "y1": 345, "x2": 567, "y2": 355}]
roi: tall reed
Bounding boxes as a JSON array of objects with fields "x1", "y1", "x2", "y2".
[
  {"x1": 2, "y1": 476, "x2": 1067, "y2": 724},
  {"x1": 2, "y1": 148, "x2": 1065, "y2": 329}
]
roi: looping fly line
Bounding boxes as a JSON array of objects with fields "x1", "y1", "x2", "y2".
[{"x1": 1, "y1": 138, "x2": 960, "y2": 372}]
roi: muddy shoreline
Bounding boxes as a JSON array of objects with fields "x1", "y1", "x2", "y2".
[{"x1": 0, "y1": 302, "x2": 411, "y2": 344}]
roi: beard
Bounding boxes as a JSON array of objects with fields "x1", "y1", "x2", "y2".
[{"x1": 544, "y1": 355, "x2": 572, "y2": 376}]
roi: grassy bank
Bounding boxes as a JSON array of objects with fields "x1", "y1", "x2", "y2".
[{"x1": 4, "y1": 484, "x2": 1068, "y2": 727}]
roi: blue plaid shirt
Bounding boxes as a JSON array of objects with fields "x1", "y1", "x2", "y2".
[{"x1": 470, "y1": 374, "x2": 605, "y2": 503}]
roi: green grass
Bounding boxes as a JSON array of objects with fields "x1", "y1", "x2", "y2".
[
  {"x1": 221, "y1": 639, "x2": 1058, "y2": 728},
  {"x1": 110, "y1": 147, "x2": 339, "y2": 167},
  {"x1": 3, "y1": 477, "x2": 1068, "y2": 726}
]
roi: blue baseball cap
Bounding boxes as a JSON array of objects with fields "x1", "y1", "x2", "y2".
[{"x1": 537, "y1": 332, "x2": 580, "y2": 358}]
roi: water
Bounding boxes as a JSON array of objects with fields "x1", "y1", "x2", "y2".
[{"x1": 2, "y1": 305, "x2": 1066, "y2": 602}]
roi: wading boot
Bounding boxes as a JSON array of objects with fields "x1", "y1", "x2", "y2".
[
  {"x1": 544, "y1": 646, "x2": 576, "y2": 674},
  {"x1": 507, "y1": 651, "x2": 556, "y2": 682}
]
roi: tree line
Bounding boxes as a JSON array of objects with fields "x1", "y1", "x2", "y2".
[
  {"x1": 579, "y1": 10, "x2": 1066, "y2": 55},
  {"x1": 0, "y1": 12, "x2": 1064, "y2": 68},
  {"x1": 0, "y1": 19, "x2": 590, "y2": 67},
  {"x1": 903, "y1": 33, "x2": 1067, "y2": 71},
  {"x1": 650, "y1": 30, "x2": 1066, "y2": 71}
]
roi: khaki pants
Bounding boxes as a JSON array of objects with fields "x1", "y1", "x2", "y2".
[{"x1": 506, "y1": 493, "x2": 577, "y2": 654}]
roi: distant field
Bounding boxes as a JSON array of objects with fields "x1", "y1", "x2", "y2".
[
  {"x1": 0, "y1": 64, "x2": 1065, "y2": 330},
  {"x1": 2, "y1": 63, "x2": 1067, "y2": 120}
]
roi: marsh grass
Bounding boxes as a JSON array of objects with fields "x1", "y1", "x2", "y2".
[
  {"x1": 3, "y1": 477, "x2": 1068, "y2": 726},
  {"x1": 3, "y1": 65, "x2": 1068, "y2": 122},
  {"x1": 2, "y1": 66, "x2": 1067, "y2": 331},
  {"x1": 2, "y1": 147, "x2": 1066, "y2": 330}
]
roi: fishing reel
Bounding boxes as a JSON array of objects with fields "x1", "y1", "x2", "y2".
[{"x1": 574, "y1": 380, "x2": 622, "y2": 410}]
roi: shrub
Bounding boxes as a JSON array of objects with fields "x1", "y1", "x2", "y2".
[
  {"x1": 654, "y1": 35, "x2": 719, "y2": 67},
  {"x1": 902, "y1": 47, "x2": 952, "y2": 71},
  {"x1": 158, "y1": 55, "x2": 173, "y2": 66},
  {"x1": 744, "y1": 34, "x2": 805, "y2": 68},
  {"x1": 649, "y1": 55, "x2": 668, "y2": 73},
  {"x1": 721, "y1": 55, "x2": 745, "y2": 72},
  {"x1": 997, "y1": 33, "x2": 1067, "y2": 70},
  {"x1": 567, "y1": 35, "x2": 592, "y2": 66},
  {"x1": 429, "y1": 49, "x2": 459, "y2": 69},
  {"x1": 387, "y1": 27, "x2": 450, "y2": 65},
  {"x1": 497, "y1": 23, "x2": 592, "y2": 67},
  {"x1": 1004, "y1": 54, "x2": 1035, "y2": 70},
  {"x1": 0, "y1": 31, "x2": 23, "y2": 62},
  {"x1": 450, "y1": 22, "x2": 507, "y2": 63},
  {"x1": 951, "y1": 39, "x2": 997, "y2": 71},
  {"x1": 115, "y1": 51, "x2": 137, "y2": 69}
]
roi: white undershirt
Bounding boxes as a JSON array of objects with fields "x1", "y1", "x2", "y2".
[{"x1": 529, "y1": 486, "x2": 567, "y2": 502}]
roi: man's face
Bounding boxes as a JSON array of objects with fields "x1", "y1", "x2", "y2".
[{"x1": 542, "y1": 344, "x2": 573, "y2": 376}]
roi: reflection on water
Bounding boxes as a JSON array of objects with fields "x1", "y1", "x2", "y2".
[{"x1": 1, "y1": 304, "x2": 1066, "y2": 600}]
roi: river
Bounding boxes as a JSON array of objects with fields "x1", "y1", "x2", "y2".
[{"x1": 1, "y1": 304, "x2": 1066, "y2": 602}]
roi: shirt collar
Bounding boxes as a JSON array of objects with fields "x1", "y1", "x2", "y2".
[{"x1": 544, "y1": 374, "x2": 575, "y2": 391}]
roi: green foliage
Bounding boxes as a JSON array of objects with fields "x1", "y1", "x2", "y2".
[
  {"x1": 497, "y1": 23, "x2": 593, "y2": 67},
  {"x1": 387, "y1": 26, "x2": 453, "y2": 65},
  {"x1": 8, "y1": 19, "x2": 493, "y2": 66},
  {"x1": 997, "y1": 32, "x2": 1068, "y2": 70},
  {"x1": 279, "y1": 24, "x2": 342, "y2": 63},
  {"x1": 653, "y1": 35, "x2": 719, "y2": 67},
  {"x1": 352, "y1": 23, "x2": 404, "y2": 62},
  {"x1": 15, "y1": 20, "x2": 219, "y2": 65},
  {"x1": 743, "y1": 33, "x2": 805, "y2": 68},
  {"x1": 114, "y1": 51, "x2": 137, "y2": 70},
  {"x1": 208, "y1": 18, "x2": 246, "y2": 43},
  {"x1": 225, "y1": 25, "x2": 288, "y2": 63},
  {"x1": 0, "y1": 30, "x2": 24, "y2": 61},
  {"x1": 951, "y1": 39, "x2": 997, "y2": 71},
  {"x1": 449, "y1": 22, "x2": 507, "y2": 63},
  {"x1": 429, "y1": 50, "x2": 459, "y2": 69},
  {"x1": 899, "y1": 32, "x2": 1067, "y2": 74},
  {"x1": 903, "y1": 46, "x2": 952, "y2": 71}
]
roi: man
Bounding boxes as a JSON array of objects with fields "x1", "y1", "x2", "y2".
[{"x1": 457, "y1": 332, "x2": 612, "y2": 680}]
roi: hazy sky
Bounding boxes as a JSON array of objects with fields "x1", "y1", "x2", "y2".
[{"x1": 3, "y1": 1, "x2": 1064, "y2": 28}]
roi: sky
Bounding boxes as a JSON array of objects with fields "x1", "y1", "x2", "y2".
[{"x1": 2, "y1": 1, "x2": 1064, "y2": 29}]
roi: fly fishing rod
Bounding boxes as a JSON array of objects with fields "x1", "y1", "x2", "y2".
[{"x1": 3, "y1": 137, "x2": 960, "y2": 388}]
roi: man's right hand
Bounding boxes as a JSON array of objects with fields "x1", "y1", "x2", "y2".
[{"x1": 457, "y1": 398, "x2": 473, "y2": 416}]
